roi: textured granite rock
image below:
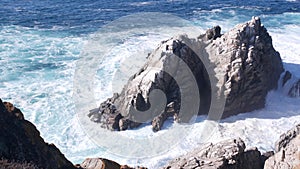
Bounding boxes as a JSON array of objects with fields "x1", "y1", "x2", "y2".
[
  {"x1": 89, "y1": 17, "x2": 284, "y2": 131},
  {"x1": 264, "y1": 124, "x2": 300, "y2": 169},
  {"x1": 211, "y1": 16, "x2": 283, "y2": 117},
  {"x1": 162, "y1": 138, "x2": 265, "y2": 169}
]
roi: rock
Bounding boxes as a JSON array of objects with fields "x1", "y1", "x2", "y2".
[
  {"x1": 282, "y1": 71, "x2": 292, "y2": 87},
  {"x1": 275, "y1": 124, "x2": 300, "y2": 152},
  {"x1": 280, "y1": 71, "x2": 300, "y2": 97},
  {"x1": 0, "y1": 99, "x2": 76, "y2": 169},
  {"x1": 162, "y1": 138, "x2": 264, "y2": 169},
  {"x1": 264, "y1": 124, "x2": 300, "y2": 169},
  {"x1": 200, "y1": 25, "x2": 222, "y2": 40},
  {"x1": 80, "y1": 158, "x2": 120, "y2": 169},
  {"x1": 120, "y1": 165, "x2": 148, "y2": 169},
  {"x1": 78, "y1": 158, "x2": 148, "y2": 169},
  {"x1": 88, "y1": 97, "x2": 124, "y2": 131},
  {"x1": 152, "y1": 102, "x2": 177, "y2": 132},
  {"x1": 89, "y1": 16, "x2": 284, "y2": 131},
  {"x1": 289, "y1": 79, "x2": 300, "y2": 97},
  {"x1": 3, "y1": 101, "x2": 24, "y2": 120},
  {"x1": 216, "y1": 16, "x2": 283, "y2": 117},
  {"x1": 261, "y1": 151, "x2": 275, "y2": 164}
]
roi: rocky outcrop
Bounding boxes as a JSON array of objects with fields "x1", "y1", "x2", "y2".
[
  {"x1": 162, "y1": 138, "x2": 265, "y2": 169},
  {"x1": 281, "y1": 71, "x2": 300, "y2": 97},
  {"x1": 77, "y1": 158, "x2": 147, "y2": 169},
  {"x1": 79, "y1": 158, "x2": 121, "y2": 169},
  {"x1": 264, "y1": 124, "x2": 300, "y2": 169},
  {"x1": 211, "y1": 16, "x2": 283, "y2": 117},
  {"x1": 88, "y1": 16, "x2": 284, "y2": 131},
  {"x1": 0, "y1": 99, "x2": 76, "y2": 169}
]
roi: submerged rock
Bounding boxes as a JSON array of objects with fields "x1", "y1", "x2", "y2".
[
  {"x1": 162, "y1": 138, "x2": 265, "y2": 169},
  {"x1": 264, "y1": 124, "x2": 300, "y2": 169},
  {"x1": 89, "y1": 17, "x2": 284, "y2": 131},
  {"x1": 0, "y1": 99, "x2": 75, "y2": 169}
]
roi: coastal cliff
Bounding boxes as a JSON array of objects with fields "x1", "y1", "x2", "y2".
[{"x1": 0, "y1": 99, "x2": 75, "y2": 169}]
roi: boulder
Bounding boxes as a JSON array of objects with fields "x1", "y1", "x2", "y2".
[
  {"x1": 0, "y1": 99, "x2": 76, "y2": 169},
  {"x1": 88, "y1": 16, "x2": 284, "y2": 131},
  {"x1": 264, "y1": 124, "x2": 300, "y2": 169},
  {"x1": 80, "y1": 158, "x2": 120, "y2": 169},
  {"x1": 161, "y1": 138, "x2": 265, "y2": 169},
  {"x1": 78, "y1": 158, "x2": 148, "y2": 169},
  {"x1": 120, "y1": 165, "x2": 147, "y2": 169}
]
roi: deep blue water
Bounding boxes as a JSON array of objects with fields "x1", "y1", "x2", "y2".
[{"x1": 1, "y1": 0, "x2": 299, "y2": 34}]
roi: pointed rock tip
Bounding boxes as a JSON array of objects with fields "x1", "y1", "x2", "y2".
[{"x1": 251, "y1": 16, "x2": 261, "y2": 25}]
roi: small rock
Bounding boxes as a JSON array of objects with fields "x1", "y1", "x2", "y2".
[{"x1": 80, "y1": 158, "x2": 120, "y2": 169}]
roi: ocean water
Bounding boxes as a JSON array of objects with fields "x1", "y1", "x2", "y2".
[{"x1": 0, "y1": 0, "x2": 300, "y2": 168}]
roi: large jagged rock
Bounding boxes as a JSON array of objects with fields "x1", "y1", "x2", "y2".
[
  {"x1": 0, "y1": 99, "x2": 76, "y2": 169},
  {"x1": 161, "y1": 138, "x2": 265, "y2": 169},
  {"x1": 264, "y1": 124, "x2": 300, "y2": 169},
  {"x1": 88, "y1": 17, "x2": 284, "y2": 131},
  {"x1": 210, "y1": 17, "x2": 283, "y2": 117}
]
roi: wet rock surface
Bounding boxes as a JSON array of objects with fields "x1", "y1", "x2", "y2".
[{"x1": 88, "y1": 17, "x2": 284, "y2": 131}]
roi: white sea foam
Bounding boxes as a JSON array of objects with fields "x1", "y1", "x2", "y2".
[
  {"x1": 0, "y1": 13, "x2": 300, "y2": 169},
  {"x1": 130, "y1": 1, "x2": 156, "y2": 6}
]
